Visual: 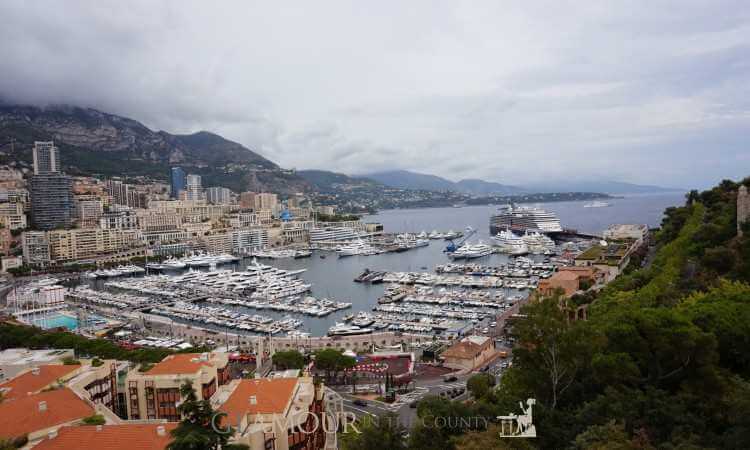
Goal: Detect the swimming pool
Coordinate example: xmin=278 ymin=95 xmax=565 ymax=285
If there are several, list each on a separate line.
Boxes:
xmin=32 ymin=313 xmax=106 ymax=331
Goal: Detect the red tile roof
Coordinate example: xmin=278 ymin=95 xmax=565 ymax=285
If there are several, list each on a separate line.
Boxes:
xmin=32 ymin=423 xmax=178 ymax=450
xmin=219 ymin=378 xmax=298 ymax=421
xmin=0 ymin=365 xmax=80 ymax=401
xmin=0 ymin=388 xmax=93 ymax=439
xmin=145 ymin=354 xmax=213 ymax=375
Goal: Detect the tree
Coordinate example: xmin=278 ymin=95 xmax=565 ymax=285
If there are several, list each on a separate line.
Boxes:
xmin=167 ymin=381 xmax=248 ymax=450
xmin=271 ymin=350 xmax=305 ymax=370
xmin=340 ymin=413 xmax=406 ymax=450
xmin=512 ymin=295 xmax=597 ymax=409
xmin=466 ymin=373 xmax=495 ymax=400
xmin=313 ymin=349 xmax=355 ymax=382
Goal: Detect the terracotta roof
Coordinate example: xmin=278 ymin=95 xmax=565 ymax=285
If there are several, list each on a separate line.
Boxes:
xmin=32 ymin=423 xmax=178 ymax=450
xmin=0 ymin=364 xmax=80 ymax=401
xmin=551 ymin=271 xmax=581 ymax=281
xmin=442 ymin=341 xmax=483 ymax=360
xmin=0 ymin=388 xmax=94 ymax=439
xmin=145 ymin=353 xmax=214 ymax=375
xmin=219 ymin=378 xmax=298 ymax=420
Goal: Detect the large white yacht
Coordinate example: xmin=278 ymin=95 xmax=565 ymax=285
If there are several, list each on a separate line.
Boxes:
xmin=490 ymin=205 xmax=563 ymax=235
xmin=336 ymin=240 xmax=379 ymax=257
xmin=521 ymin=230 xmax=556 ymax=254
xmin=492 ymin=230 xmax=530 ymax=255
xmin=449 ymin=242 xmax=493 ymax=259
xmin=327 ymin=322 xmax=374 ymax=336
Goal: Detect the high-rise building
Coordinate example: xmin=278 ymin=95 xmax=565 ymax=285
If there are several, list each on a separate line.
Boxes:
xmin=206 ymin=186 xmax=231 ymax=205
xmin=239 ymin=192 xmax=256 ymax=209
xmin=255 ymin=193 xmax=278 ymax=211
xmin=170 ymin=167 xmax=186 ymax=199
xmin=185 ymin=174 xmax=203 ymax=201
xmin=29 ymin=174 xmax=74 ymax=230
xmin=32 ymin=141 xmax=59 ymax=174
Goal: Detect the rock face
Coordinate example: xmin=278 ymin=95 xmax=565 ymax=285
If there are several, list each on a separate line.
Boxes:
xmin=0 ymin=103 xmax=278 ymax=168
xmin=0 ymin=103 xmax=314 ymax=194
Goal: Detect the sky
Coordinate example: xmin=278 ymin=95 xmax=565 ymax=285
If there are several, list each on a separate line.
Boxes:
xmin=1 ymin=1 xmax=749 ymax=189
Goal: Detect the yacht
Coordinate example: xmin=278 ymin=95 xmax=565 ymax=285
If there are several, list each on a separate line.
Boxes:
xmin=417 ymin=231 xmax=428 ymax=239
xmin=490 ymin=205 xmax=563 ymax=234
xmin=428 ymin=230 xmax=443 ymax=239
xmin=337 ymin=240 xmax=379 ymax=257
xmin=521 ymin=230 xmax=556 ymax=254
xmin=327 ymin=322 xmax=374 ymax=336
xmin=492 ymin=230 xmax=530 ymax=255
xmin=583 ymin=201 xmax=611 ymax=208
xmin=449 ymin=242 xmax=493 ymax=259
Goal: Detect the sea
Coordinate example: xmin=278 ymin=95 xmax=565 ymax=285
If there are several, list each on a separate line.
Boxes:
xmin=92 ymin=192 xmax=685 ymax=337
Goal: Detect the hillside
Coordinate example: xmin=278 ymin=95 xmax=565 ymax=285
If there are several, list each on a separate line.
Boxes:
xmin=363 ymin=170 xmax=457 ymax=192
xmin=297 ymin=169 xmax=380 ymax=193
xmin=524 ymin=179 xmax=683 ymax=194
xmin=0 ymin=103 xmax=309 ymax=194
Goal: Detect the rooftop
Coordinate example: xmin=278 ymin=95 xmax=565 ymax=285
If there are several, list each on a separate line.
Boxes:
xmin=0 ymin=364 xmax=81 ymax=401
xmin=219 ymin=378 xmax=298 ymax=420
xmin=442 ymin=336 xmax=490 ymax=360
xmin=31 ymin=423 xmax=178 ymax=450
xmin=144 ymin=353 xmax=216 ymax=376
xmin=0 ymin=388 xmax=94 ymax=439
xmin=0 ymin=348 xmax=72 ymax=366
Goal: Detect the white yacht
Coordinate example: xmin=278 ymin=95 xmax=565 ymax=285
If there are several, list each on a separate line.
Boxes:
xmin=417 ymin=231 xmax=429 ymax=239
xmin=337 ymin=240 xmax=379 ymax=257
xmin=522 ymin=231 xmax=556 ymax=254
xmin=327 ymin=322 xmax=374 ymax=336
xmin=449 ymin=242 xmax=493 ymax=259
xmin=583 ymin=201 xmax=611 ymax=208
xmin=492 ymin=230 xmax=530 ymax=255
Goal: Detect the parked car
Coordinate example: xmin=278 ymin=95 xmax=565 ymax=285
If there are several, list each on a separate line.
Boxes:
xmin=444 ymin=375 xmax=458 ymax=382
xmin=353 ymin=399 xmax=368 ymax=407
xmin=409 ymin=400 xmax=419 ymax=408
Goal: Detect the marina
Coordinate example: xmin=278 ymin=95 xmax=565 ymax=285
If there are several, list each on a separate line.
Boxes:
xmin=13 ymin=195 xmax=683 ymax=338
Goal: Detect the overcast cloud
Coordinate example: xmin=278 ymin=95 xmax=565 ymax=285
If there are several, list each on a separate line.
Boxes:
xmin=1 ymin=1 xmax=749 ymax=188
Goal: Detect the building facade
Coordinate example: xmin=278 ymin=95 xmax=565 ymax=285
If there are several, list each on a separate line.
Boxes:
xmin=170 ymin=167 xmax=186 ymax=199
xmin=32 ymin=141 xmax=60 ymax=174
xmin=29 ymin=174 xmax=74 ymax=230
xmin=206 ymin=186 xmax=232 ymax=205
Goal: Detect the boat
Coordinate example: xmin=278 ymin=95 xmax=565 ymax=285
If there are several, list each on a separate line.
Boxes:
xmin=521 ymin=230 xmax=556 ymax=254
xmin=492 ymin=230 xmax=530 ymax=255
xmin=327 ymin=323 xmax=374 ymax=336
xmin=583 ymin=201 xmax=611 ymax=208
xmin=336 ymin=239 xmax=379 ymax=257
xmin=448 ymin=242 xmax=493 ymax=259
xmin=490 ymin=205 xmax=563 ymax=235
xmin=294 ymin=250 xmax=312 ymax=259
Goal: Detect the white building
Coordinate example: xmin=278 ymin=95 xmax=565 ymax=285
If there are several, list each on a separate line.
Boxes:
xmin=185 ymin=174 xmax=203 ymax=201
xmin=206 ymin=186 xmax=232 ymax=205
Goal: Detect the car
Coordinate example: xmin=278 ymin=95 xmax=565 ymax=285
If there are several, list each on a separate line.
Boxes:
xmin=409 ymin=400 xmax=419 ymax=408
xmin=444 ymin=375 xmax=458 ymax=382
xmin=490 ymin=322 xmax=497 ymax=327
xmin=353 ymin=399 xmax=368 ymax=407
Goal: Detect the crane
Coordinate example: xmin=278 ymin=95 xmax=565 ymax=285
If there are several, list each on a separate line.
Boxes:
xmin=445 ymin=226 xmax=476 ymax=253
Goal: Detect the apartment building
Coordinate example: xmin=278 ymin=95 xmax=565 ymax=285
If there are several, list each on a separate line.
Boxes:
xmin=22 ymin=229 xmax=144 ymax=264
xmin=75 ymin=196 xmax=104 ymax=228
xmin=0 ymin=200 xmax=27 ymax=230
xmin=231 ymin=228 xmax=269 ymax=254
xmin=100 ymin=207 xmax=139 ymax=230
xmin=124 ymin=352 xmax=230 ymax=421
xmin=199 ymin=232 xmax=233 ymax=254
xmin=207 ymin=186 xmax=232 ymax=205
xmin=255 ymin=193 xmax=278 ymax=211
xmin=217 ymin=377 xmax=326 ymax=450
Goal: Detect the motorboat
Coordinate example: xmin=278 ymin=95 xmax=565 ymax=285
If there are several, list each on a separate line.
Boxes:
xmin=491 ymin=230 xmax=529 ymax=255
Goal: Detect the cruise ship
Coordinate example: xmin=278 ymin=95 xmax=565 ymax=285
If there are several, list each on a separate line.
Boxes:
xmin=489 ymin=205 xmax=563 ymax=235
xmin=491 ymin=230 xmax=529 ymax=255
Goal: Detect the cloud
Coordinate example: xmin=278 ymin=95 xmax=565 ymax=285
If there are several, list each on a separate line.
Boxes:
xmin=1 ymin=0 xmax=749 ymax=189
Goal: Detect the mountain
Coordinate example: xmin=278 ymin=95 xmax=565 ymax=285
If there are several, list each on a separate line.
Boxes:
xmin=455 ymin=178 xmax=523 ymax=195
xmin=297 ymin=170 xmax=380 ymax=193
xmin=0 ymin=103 xmax=308 ymax=193
xmin=522 ymin=180 xmax=684 ymax=195
xmin=362 ymin=170 xmax=523 ymax=195
xmin=363 ymin=170 xmax=456 ymax=191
